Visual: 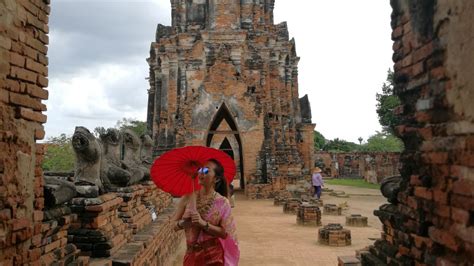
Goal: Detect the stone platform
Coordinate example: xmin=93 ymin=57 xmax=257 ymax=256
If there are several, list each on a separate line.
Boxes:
xmin=346 ymin=214 xmax=368 ymax=227
xmin=283 ymin=198 xmax=302 ymax=214
xmin=318 ymin=224 xmax=351 ymax=247
xmin=323 ymin=204 xmax=342 ymax=216
xmin=296 ymin=203 xmax=322 ymax=226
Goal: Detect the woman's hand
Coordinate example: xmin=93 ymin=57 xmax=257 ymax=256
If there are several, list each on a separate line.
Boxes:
xmin=191 ymin=212 xmax=207 ymax=228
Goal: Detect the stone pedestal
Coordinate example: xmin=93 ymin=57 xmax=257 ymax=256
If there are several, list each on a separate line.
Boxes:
xmin=338 ymin=256 xmax=361 ymax=266
xmin=346 ymin=214 xmax=368 ymax=227
xmin=297 ymin=203 xmax=322 ymax=226
xmin=305 ymin=198 xmax=324 ymax=207
xmin=318 ymin=224 xmax=351 ymax=246
xmin=323 ymin=204 xmax=342 ymax=215
xmin=68 ymin=193 xmax=131 ymax=258
xmin=273 ymin=190 xmax=292 ymax=206
xmin=283 ymin=198 xmax=301 ymax=214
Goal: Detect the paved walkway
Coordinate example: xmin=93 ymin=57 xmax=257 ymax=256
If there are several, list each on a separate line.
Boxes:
xmin=173 ymin=184 xmax=385 ymax=265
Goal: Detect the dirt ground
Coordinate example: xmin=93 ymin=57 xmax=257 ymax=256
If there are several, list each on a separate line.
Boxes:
xmin=172 ymin=184 xmax=386 ymax=265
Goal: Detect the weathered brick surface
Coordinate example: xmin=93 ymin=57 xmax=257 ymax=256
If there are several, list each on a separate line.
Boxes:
xmin=110 ymin=204 xmax=184 ymax=266
xmin=364 ymin=1 xmax=474 ymax=265
xmin=147 ymin=0 xmax=315 ymax=197
xmin=0 ymin=0 xmax=50 ymax=264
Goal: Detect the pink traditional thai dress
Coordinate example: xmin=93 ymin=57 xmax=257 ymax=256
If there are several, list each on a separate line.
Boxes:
xmin=182 ymin=193 xmax=240 ymax=266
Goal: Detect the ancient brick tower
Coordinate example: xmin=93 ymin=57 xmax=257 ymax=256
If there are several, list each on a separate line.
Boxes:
xmin=146 ymin=0 xmax=315 ymax=196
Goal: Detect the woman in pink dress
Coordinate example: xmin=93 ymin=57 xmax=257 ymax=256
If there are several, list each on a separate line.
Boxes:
xmin=172 ymin=159 xmax=240 ymax=266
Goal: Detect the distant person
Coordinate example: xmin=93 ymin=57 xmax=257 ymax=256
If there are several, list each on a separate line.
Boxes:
xmin=312 ymin=167 xmax=324 ymax=199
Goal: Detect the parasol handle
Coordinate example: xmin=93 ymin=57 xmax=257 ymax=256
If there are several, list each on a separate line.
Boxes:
xmin=190 ymin=173 xmax=198 ymax=213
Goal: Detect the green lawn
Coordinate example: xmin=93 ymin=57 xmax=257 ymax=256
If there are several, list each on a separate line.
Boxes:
xmin=324 ymin=178 xmax=381 ymax=190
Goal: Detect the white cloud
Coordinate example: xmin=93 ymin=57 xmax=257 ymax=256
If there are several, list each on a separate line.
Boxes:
xmin=45 ymin=63 xmax=148 ymax=138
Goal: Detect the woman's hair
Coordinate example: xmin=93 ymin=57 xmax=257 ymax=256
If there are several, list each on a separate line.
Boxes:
xmin=208 ymin=158 xmax=229 ymax=198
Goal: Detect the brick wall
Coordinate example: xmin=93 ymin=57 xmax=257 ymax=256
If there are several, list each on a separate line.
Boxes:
xmin=0 ymin=0 xmax=50 ymax=264
xmin=363 ymin=1 xmax=474 ymax=265
xmin=314 ymin=152 xmax=400 ymax=183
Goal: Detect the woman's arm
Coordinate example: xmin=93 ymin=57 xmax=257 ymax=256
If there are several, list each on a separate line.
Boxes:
xmin=191 ymin=212 xmax=227 ymax=239
xmin=171 ymin=195 xmax=191 ymax=231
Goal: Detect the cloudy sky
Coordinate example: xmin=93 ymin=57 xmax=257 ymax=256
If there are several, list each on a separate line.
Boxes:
xmin=46 ymin=0 xmax=393 ymax=143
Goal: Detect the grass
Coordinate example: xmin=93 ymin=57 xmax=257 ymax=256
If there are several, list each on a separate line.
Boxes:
xmin=324 ymin=178 xmax=381 ymax=190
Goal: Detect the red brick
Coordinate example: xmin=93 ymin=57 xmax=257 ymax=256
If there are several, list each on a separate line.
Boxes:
xmin=38 ymin=53 xmax=48 ymax=65
xmin=392 ymin=26 xmax=403 ymax=40
xmin=37 ymin=75 xmax=48 ymax=87
xmin=452 ymin=179 xmax=474 ymax=197
xmin=25 ymin=34 xmax=47 ymax=55
xmin=434 ymin=204 xmax=450 ymax=218
xmin=414 ymin=187 xmax=432 ymax=200
xmin=410 ymin=175 xmax=422 ymax=186
xmin=415 ymin=111 xmax=431 ymax=123
xmin=35 ymin=127 xmax=45 ymax=140
xmin=39 ymin=253 xmax=55 ymax=266
xmin=413 ymin=42 xmax=433 ymax=62
xmin=9 ymin=91 xmax=43 ymax=111
xmin=9 ymin=53 xmax=26 ymax=67
xmin=0 ymin=35 xmax=12 ymax=50
xmin=44 ymin=239 xmax=61 ymax=253
xmin=422 ymin=152 xmax=448 ymax=164
xmin=429 ymin=227 xmax=459 ymax=251
xmin=33 ymin=211 xmax=43 ymax=222
xmin=26 ymin=59 xmax=47 ymax=76
xmin=35 ymin=143 xmax=46 ymax=154
xmin=17 ymin=107 xmax=47 ymax=123
xmin=451 ymin=207 xmax=470 ymax=224
xmin=412 ymin=62 xmax=424 ymax=77
xmin=401 ymin=54 xmax=413 ymax=67
xmin=10 ymin=66 xmax=38 ymax=83
xmin=0 ymin=208 xmax=12 ymax=221
xmin=0 ymin=88 xmax=8 ymax=103
xmin=450 ymin=224 xmax=474 ymax=244
xmin=393 ymin=40 xmax=402 ymax=51
xmin=430 ymin=67 xmax=446 ymax=80
xmin=9 ymin=218 xmax=31 ymax=231
xmin=28 ymin=247 xmax=41 ymax=261
xmin=18 ymin=0 xmax=40 ymax=16
xmin=432 ymin=189 xmax=449 ymax=204
xmin=451 ymin=194 xmax=474 ymax=211
xmin=406 ymin=196 xmax=418 ymax=209
xmin=31 ymin=234 xmax=42 ymax=247
xmin=3 ymin=79 xmax=21 ymax=92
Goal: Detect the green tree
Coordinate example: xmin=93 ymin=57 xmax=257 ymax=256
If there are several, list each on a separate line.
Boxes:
xmin=376 ymin=69 xmax=401 ymax=134
xmin=42 ymin=134 xmax=75 ymax=172
xmin=115 ymin=118 xmax=147 ymax=136
xmin=360 ymin=132 xmax=404 ymax=152
xmin=323 ymin=138 xmax=360 ymax=152
xmin=313 ymin=130 xmax=326 ymax=151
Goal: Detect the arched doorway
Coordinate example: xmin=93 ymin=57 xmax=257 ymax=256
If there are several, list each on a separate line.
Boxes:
xmin=206 ymin=104 xmax=244 ymax=189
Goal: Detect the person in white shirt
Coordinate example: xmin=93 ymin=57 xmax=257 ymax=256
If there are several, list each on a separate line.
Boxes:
xmin=311 ymin=167 xmax=324 ymax=199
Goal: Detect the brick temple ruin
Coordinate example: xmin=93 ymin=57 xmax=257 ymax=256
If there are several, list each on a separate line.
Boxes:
xmin=146 ymin=0 xmax=316 ymax=198
xmin=314 ymin=152 xmax=401 ymax=184
xmin=1 ymin=0 xmax=473 ymax=265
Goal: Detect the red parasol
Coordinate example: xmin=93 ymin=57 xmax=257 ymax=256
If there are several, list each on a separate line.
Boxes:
xmin=150 ymin=146 xmax=237 ymax=197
